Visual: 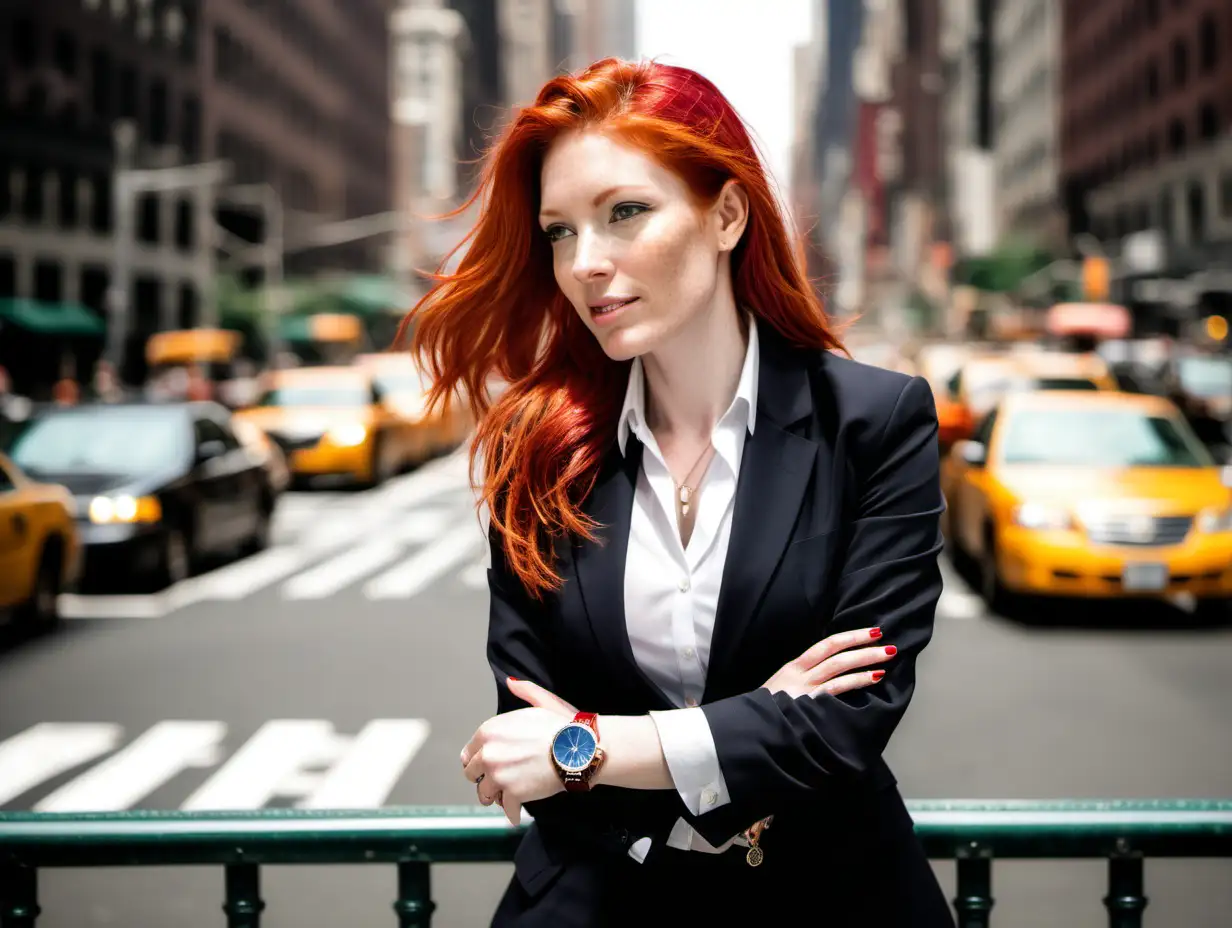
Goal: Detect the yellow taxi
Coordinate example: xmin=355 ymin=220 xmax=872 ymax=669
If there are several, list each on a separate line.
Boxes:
xmin=355 ymin=352 xmax=472 ymax=458
xmin=0 ymin=452 xmax=80 ymax=628
xmin=943 ymin=391 xmax=1232 ymax=618
xmin=233 ymin=366 xmax=420 ymax=487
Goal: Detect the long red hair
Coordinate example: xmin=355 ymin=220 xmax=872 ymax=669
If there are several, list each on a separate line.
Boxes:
xmin=399 ymin=58 xmax=844 ymax=599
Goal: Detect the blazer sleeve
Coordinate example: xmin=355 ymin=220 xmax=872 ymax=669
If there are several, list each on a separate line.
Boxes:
xmin=484 ymin=525 xmax=640 ymax=851
xmin=684 ymin=374 xmax=945 ymax=846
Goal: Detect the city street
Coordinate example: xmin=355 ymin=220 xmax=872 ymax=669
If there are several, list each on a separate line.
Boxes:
xmin=1 ymin=449 xmax=1230 ymax=927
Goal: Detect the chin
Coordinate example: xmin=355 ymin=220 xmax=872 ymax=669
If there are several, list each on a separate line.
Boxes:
xmin=594 ymin=322 xmax=661 ymax=362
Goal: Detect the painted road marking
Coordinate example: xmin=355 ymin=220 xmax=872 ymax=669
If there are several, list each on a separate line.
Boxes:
xmin=283 ymin=539 xmax=406 ymax=600
xmin=298 ymin=719 xmax=431 ymax=809
xmin=0 ymin=723 xmax=123 ymax=806
xmin=34 ymin=721 xmax=225 ymax=812
xmin=364 ymin=522 xmax=484 ymax=600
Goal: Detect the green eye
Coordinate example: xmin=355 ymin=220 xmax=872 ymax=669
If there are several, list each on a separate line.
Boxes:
xmin=544 ymin=225 xmax=572 ymax=243
xmin=612 ymin=203 xmax=649 ymax=222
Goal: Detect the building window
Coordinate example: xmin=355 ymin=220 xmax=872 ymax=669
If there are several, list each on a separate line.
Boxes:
xmin=174 ymin=197 xmax=194 ymax=250
xmin=1199 ymin=13 xmax=1219 ymax=73
xmin=177 ymin=283 xmax=197 ymax=328
xmin=1187 ymin=180 xmax=1205 ymax=242
xmin=80 ymin=267 xmax=110 ymax=316
xmin=53 ymin=30 xmax=78 ymax=77
xmin=1145 ymin=0 xmax=1159 ymax=26
xmin=90 ymin=48 xmax=112 ymax=118
xmin=1199 ymin=101 xmax=1219 ymax=140
xmin=118 ymin=65 xmax=138 ymax=119
xmin=21 ymin=166 xmax=44 ymax=223
xmin=33 ymin=260 xmax=63 ymax=304
xmin=181 ymin=95 xmax=201 ymax=159
xmin=137 ymin=192 xmax=160 ymax=245
xmin=90 ymin=172 xmax=112 ymax=233
xmin=1168 ymin=118 xmax=1186 ymax=153
xmin=149 ymin=79 xmax=169 ymax=145
xmin=12 ymin=17 xmax=37 ymax=69
xmin=1172 ymin=38 xmax=1188 ymax=88
xmin=1221 ymin=173 xmax=1232 ymax=218
xmin=57 ymin=169 xmax=79 ymax=229
xmin=1146 ymin=61 xmax=1159 ymax=100
xmin=0 ymin=256 xmax=16 ymax=299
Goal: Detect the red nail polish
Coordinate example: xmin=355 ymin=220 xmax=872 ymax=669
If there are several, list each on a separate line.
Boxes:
xmin=507 ymin=677 xmax=519 ymax=683
xmin=884 ymin=645 xmax=897 ymax=656
xmin=869 ymin=627 xmax=883 ymax=639
xmin=871 ymin=670 xmax=886 ymax=682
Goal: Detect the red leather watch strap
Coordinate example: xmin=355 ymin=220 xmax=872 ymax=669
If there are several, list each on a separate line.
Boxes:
xmin=572 ymin=711 xmax=599 ymax=737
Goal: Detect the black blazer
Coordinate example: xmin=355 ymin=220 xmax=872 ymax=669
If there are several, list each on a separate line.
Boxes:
xmin=486 ymin=325 xmax=950 ymax=924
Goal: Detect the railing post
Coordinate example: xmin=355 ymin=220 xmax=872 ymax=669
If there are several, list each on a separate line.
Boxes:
xmin=1104 ymin=842 xmax=1148 ymax=928
xmin=0 ymin=864 xmax=41 ymax=928
xmin=222 ymin=863 xmax=264 ymax=928
xmin=954 ymin=843 xmax=994 ymax=928
xmin=393 ymin=861 xmax=435 ymax=928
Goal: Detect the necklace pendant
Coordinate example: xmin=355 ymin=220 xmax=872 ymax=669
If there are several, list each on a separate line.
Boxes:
xmin=678 ymin=485 xmax=691 ymax=517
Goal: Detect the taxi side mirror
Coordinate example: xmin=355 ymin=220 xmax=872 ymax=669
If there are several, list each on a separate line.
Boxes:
xmin=955 ymin=440 xmax=987 ymax=468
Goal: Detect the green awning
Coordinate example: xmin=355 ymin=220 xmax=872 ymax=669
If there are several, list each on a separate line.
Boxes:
xmin=0 ymin=298 xmax=106 ymax=338
xmin=277 ymin=314 xmax=314 ymax=342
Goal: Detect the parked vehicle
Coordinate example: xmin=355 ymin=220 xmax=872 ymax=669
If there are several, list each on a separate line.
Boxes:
xmin=3 ymin=402 xmax=279 ymax=590
xmin=0 ymin=451 xmax=80 ymax=628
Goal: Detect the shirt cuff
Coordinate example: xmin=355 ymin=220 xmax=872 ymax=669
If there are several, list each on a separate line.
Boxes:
xmin=628 ymin=836 xmax=652 ymax=863
xmin=649 ymin=707 xmax=731 ymax=816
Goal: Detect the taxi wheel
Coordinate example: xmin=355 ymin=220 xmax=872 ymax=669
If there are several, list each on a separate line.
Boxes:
xmin=1194 ymin=597 xmax=1231 ymax=623
xmin=155 ymin=526 xmax=193 ymax=589
xmin=979 ymin=527 xmax=1018 ymax=616
xmin=19 ymin=544 xmax=62 ymax=629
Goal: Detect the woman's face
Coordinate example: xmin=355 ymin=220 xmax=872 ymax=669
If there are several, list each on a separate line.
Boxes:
xmin=538 ymin=131 xmax=741 ymax=361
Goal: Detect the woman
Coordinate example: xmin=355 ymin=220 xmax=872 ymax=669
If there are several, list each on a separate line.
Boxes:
xmin=405 ymin=59 xmax=953 ymax=927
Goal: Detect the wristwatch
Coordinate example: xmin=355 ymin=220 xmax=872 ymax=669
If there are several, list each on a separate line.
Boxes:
xmin=549 ymin=712 xmax=605 ymax=792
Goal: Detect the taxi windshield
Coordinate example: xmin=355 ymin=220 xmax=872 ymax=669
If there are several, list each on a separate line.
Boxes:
xmin=999 ymin=409 xmax=1213 ymax=468
xmin=257 ymin=385 xmax=370 ymax=408
xmin=1176 ymin=357 xmax=1232 ymax=397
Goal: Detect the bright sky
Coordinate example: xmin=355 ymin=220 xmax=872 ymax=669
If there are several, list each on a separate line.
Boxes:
xmin=635 ymin=0 xmax=814 ymax=198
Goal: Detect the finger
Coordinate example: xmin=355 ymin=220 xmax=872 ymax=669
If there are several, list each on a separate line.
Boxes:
xmin=477 ymin=778 xmax=501 ymax=806
xmin=507 ymin=677 xmax=577 ymax=715
xmin=808 ymin=644 xmax=897 ymax=686
xmin=795 ymin=627 xmax=885 ymax=669
xmin=810 ymin=668 xmax=887 ymax=699
xmin=463 ymin=752 xmax=486 ymax=785
xmin=503 ymin=797 xmax=521 ymax=826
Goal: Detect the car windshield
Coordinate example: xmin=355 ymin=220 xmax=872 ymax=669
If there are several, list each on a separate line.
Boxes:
xmin=7 ymin=408 xmax=187 ymax=475
xmin=257 ymin=385 xmax=370 ymax=407
xmin=373 ymin=372 xmax=427 ymax=396
xmin=999 ymin=408 xmax=1212 ymax=467
xmin=1029 ymin=377 xmax=1100 ymax=391
xmin=1176 ymin=357 xmax=1232 ymax=398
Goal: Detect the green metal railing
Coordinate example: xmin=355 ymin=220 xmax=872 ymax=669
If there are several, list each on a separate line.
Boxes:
xmin=1 ymin=799 xmax=1230 ymax=927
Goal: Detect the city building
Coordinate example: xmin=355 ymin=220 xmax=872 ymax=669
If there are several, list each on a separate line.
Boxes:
xmin=0 ymin=0 xmax=394 ymax=390
xmin=552 ymin=0 xmax=637 ymax=74
xmin=1060 ymin=0 xmax=1232 ymax=327
xmin=992 ymin=0 xmax=1063 ymax=251
xmin=499 ymin=0 xmax=556 ymax=108
xmin=0 ymin=0 xmax=208 ymax=392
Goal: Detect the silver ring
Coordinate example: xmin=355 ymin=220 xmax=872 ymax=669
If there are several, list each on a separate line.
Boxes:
xmin=474 ymin=773 xmax=485 ymax=785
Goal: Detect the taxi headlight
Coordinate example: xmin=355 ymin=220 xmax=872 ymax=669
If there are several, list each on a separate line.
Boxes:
xmin=88 ymin=495 xmax=162 ymax=525
xmin=1197 ymin=506 xmax=1232 ymax=533
xmin=1013 ymin=501 xmax=1072 ymax=531
xmin=327 ymin=423 xmax=368 ymax=447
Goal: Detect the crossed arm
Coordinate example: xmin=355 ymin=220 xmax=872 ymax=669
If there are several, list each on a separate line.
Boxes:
xmin=464 ymin=376 xmax=944 ymax=847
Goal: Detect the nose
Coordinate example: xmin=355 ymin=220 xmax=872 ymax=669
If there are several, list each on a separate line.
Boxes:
xmin=571 ymin=229 xmax=614 ymax=284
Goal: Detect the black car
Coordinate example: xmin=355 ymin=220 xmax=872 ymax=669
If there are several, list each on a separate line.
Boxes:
xmin=2 ymin=401 xmax=279 ymax=590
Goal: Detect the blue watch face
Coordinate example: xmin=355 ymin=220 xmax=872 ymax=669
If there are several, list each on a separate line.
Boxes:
xmin=552 ymin=723 xmax=597 ymax=772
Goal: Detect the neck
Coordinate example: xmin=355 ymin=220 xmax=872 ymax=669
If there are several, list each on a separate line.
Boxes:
xmin=641 ymin=293 xmax=747 ymax=442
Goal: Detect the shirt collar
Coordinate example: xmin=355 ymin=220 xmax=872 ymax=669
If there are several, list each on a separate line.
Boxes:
xmin=617 ymin=313 xmax=760 ymax=457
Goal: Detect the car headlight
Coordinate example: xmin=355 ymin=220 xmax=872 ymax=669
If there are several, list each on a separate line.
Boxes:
xmin=1012 ymin=501 xmax=1072 ymax=531
xmin=327 ymin=423 xmax=368 ymax=447
xmin=88 ymin=495 xmax=162 ymax=525
xmin=1197 ymin=506 xmax=1232 ymax=533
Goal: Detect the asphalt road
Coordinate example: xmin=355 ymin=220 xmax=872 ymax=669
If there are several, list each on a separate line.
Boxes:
xmin=1 ymin=450 xmax=1230 ymax=927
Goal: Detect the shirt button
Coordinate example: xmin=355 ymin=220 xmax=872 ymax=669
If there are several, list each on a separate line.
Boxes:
xmin=703 ymin=788 xmax=718 ymax=806
xmin=685 ymin=697 xmax=698 ymax=707
xmin=678 ymin=577 xmax=690 ymax=592
xmin=682 ymin=646 xmax=695 ymax=659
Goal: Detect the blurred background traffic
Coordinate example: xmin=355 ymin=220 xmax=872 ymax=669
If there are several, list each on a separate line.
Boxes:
xmin=1 ymin=1 xmax=1231 ymax=926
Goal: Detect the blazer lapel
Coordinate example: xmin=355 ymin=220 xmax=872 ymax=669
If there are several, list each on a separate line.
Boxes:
xmin=704 ymin=331 xmax=819 ymax=701
xmin=573 ymin=439 xmax=676 ymax=710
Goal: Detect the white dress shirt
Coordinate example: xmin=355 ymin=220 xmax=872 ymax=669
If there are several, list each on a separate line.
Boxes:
xmin=617 ymin=315 xmax=760 ymax=862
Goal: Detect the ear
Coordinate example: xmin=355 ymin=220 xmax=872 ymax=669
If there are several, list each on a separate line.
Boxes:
xmin=713 ymin=180 xmax=749 ymax=253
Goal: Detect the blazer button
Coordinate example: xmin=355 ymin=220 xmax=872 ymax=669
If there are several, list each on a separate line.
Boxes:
xmin=703 ymin=789 xmax=718 ymax=806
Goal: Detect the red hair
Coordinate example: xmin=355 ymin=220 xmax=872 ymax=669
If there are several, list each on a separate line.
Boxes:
xmin=399 ymin=58 xmax=844 ymax=599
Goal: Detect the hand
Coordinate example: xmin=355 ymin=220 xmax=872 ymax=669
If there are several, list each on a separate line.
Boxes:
xmin=762 ymin=626 xmax=896 ymax=699
xmin=460 ymin=678 xmax=577 ymax=825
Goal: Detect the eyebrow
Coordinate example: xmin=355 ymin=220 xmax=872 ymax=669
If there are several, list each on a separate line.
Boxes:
xmin=539 ymin=186 xmax=650 ymax=220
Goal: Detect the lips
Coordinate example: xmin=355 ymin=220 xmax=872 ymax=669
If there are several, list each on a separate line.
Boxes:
xmin=589 ymin=297 xmax=638 ymax=316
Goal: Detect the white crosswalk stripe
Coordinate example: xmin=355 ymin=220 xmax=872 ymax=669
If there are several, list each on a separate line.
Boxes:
xmin=0 ymin=721 xmax=430 ymax=812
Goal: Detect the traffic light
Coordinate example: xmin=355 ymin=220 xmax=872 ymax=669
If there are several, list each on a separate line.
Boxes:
xmin=1082 ymin=256 xmax=1110 ymax=301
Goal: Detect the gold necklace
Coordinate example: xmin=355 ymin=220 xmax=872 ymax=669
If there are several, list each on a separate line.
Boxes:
xmin=675 ymin=443 xmax=714 ymax=517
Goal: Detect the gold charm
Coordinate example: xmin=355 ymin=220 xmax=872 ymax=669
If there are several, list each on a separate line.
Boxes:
xmin=743 ymin=814 xmax=772 ymax=868
xmin=745 ymin=844 xmax=764 ymax=867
